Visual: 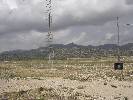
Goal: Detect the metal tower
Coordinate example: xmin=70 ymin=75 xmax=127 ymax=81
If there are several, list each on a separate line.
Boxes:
xmin=45 ymin=0 xmax=54 ymax=65
xmin=114 ymin=17 xmax=123 ymax=71
xmin=116 ymin=17 xmax=120 ymax=62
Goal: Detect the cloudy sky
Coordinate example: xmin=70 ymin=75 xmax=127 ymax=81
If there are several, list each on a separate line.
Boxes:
xmin=0 ymin=0 xmax=133 ymax=52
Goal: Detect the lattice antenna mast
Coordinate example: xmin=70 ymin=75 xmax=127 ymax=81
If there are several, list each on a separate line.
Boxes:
xmin=46 ymin=0 xmax=53 ymax=46
xmin=45 ymin=0 xmax=54 ymax=65
xmin=116 ymin=17 xmax=120 ymax=62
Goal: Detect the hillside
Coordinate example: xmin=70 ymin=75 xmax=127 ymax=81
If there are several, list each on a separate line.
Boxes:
xmin=0 ymin=43 xmax=133 ymax=60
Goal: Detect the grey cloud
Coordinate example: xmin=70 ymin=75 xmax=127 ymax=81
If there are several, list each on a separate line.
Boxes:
xmin=1 ymin=0 xmax=133 ymax=35
xmin=53 ymin=0 xmax=133 ymax=29
xmin=126 ymin=0 xmax=133 ymax=5
xmin=0 ymin=0 xmax=133 ymax=51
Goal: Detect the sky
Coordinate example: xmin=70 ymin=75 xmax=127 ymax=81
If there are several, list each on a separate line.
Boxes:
xmin=0 ymin=0 xmax=133 ymax=52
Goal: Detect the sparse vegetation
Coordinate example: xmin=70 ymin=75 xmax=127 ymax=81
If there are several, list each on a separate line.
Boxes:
xmin=0 ymin=56 xmax=133 ymax=99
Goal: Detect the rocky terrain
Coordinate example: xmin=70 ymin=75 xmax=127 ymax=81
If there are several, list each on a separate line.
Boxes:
xmin=0 ymin=77 xmax=133 ymax=100
xmin=0 ymin=58 xmax=133 ymax=100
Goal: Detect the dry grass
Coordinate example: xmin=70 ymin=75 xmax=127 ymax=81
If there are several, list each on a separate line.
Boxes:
xmin=0 ymin=56 xmax=133 ymax=81
xmin=0 ymin=56 xmax=133 ymax=99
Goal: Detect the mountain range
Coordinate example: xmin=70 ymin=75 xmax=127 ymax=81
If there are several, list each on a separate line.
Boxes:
xmin=0 ymin=43 xmax=133 ymax=60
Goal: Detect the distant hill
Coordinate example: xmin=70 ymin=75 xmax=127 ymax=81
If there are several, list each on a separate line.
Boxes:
xmin=0 ymin=43 xmax=133 ymax=60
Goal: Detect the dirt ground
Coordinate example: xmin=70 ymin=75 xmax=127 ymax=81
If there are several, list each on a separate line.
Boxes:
xmin=0 ymin=77 xmax=133 ymax=100
xmin=0 ymin=59 xmax=133 ymax=100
